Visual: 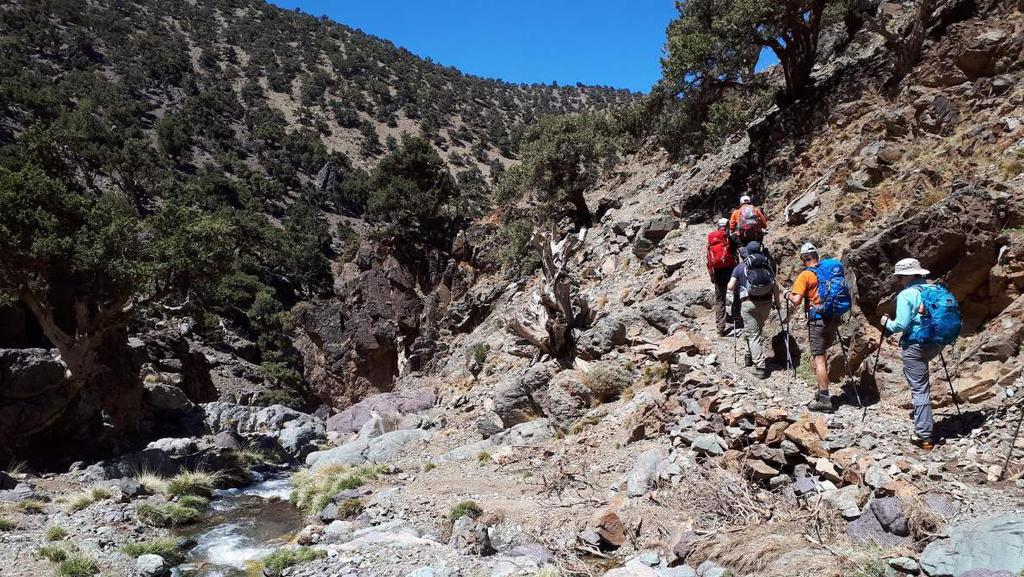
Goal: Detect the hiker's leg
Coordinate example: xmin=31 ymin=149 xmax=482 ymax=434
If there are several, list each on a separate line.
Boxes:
xmin=751 ymin=301 xmax=772 ymax=370
xmin=903 ymin=344 xmax=935 ymax=439
xmin=741 ymin=300 xmax=769 ymax=370
xmin=713 ymin=278 xmax=728 ymax=334
xmin=808 ymin=320 xmax=831 ymax=394
xmin=740 ymin=299 xmax=760 ymax=364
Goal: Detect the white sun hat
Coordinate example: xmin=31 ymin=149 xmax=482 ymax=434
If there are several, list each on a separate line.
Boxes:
xmin=740 ymin=195 xmax=752 ymax=204
xmin=893 ymin=258 xmax=930 ymax=276
xmin=717 ymin=218 xmax=728 ymax=227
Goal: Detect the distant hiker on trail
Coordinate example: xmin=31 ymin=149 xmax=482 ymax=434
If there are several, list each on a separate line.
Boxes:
xmin=729 ymin=195 xmax=768 ymax=244
xmin=785 ymin=243 xmax=852 ymax=413
xmin=881 ymin=258 xmax=962 ymax=451
xmin=728 ymin=241 xmax=778 ymax=379
xmin=707 ymin=218 xmax=737 ymax=337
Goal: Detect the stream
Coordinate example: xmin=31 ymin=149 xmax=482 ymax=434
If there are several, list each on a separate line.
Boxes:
xmin=171 ymin=477 xmax=306 ymax=577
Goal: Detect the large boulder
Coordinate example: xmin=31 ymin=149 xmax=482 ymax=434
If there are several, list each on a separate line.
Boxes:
xmin=577 ymin=317 xmax=628 ymax=360
xmin=82 ymin=448 xmax=179 ymax=481
xmin=305 ymin=429 xmax=432 ymax=471
xmin=202 ymin=402 xmax=326 ymax=459
xmin=920 ymin=513 xmax=1024 ymax=577
xmin=493 ymin=362 xmax=558 ymax=427
xmin=847 ymin=186 xmax=1024 ymax=326
xmin=325 ymin=388 xmax=436 ymax=434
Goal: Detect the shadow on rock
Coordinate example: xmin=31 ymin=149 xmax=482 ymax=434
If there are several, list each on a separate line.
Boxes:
xmin=934 ymin=409 xmax=987 ymax=440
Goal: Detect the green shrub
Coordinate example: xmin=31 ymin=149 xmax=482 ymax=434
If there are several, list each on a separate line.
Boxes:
xmin=44 ymin=526 xmax=68 ymax=541
xmin=291 ymin=464 xmax=388 ymax=515
xmin=0 ymin=517 xmax=15 ymax=531
xmin=476 ymin=451 xmax=492 ymax=465
xmin=176 ymin=495 xmax=210 ymax=510
xmin=121 ymin=537 xmax=184 ymax=564
xmin=448 ymin=500 xmax=483 ymax=522
xmin=136 ymin=502 xmax=202 ymax=527
xmin=496 ymin=217 xmax=540 ymax=278
xmin=260 ymin=546 xmax=326 ymax=575
xmin=166 ymin=470 xmax=220 ymax=498
xmin=55 ymin=554 xmax=98 ymax=577
xmin=36 ymin=544 xmax=69 ymax=562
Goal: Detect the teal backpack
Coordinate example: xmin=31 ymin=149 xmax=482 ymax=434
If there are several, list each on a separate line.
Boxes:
xmin=906 ymin=283 xmax=961 ymax=346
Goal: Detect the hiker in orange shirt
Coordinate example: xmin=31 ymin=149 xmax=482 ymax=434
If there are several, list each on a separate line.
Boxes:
xmin=729 ymin=195 xmax=769 ymax=244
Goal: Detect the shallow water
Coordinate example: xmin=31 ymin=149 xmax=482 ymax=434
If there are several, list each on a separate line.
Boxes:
xmin=172 ymin=477 xmax=305 ymax=577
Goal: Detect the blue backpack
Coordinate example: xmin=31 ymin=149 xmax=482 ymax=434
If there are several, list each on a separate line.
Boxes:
xmin=808 ymin=258 xmax=852 ymax=320
xmin=906 ymin=284 xmax=961 ymax=346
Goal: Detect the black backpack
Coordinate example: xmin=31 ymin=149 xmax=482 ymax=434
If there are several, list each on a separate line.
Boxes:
xmin=743 ymin=253 xmax=775 ymax=298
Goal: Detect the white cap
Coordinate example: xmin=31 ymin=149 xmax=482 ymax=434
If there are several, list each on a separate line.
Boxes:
xmin=717 ymin=218 xmax=728 ymax=228
xmin=893 ymin=258 xmax=929 ymax=276
xmin=800 ymin=243 xmax=819 ymax=255
xmin=740 ymin=195 xmax=752 ymax=204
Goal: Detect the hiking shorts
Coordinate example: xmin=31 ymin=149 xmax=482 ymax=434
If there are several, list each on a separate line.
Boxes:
xmin=807 ymin=317 xmax=839 ymax=356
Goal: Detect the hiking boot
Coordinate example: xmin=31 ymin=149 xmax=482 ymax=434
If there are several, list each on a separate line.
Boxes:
xmin=753 ymin=368 xmax=769 ymax=379
xmin=744 ymin=353 xmax=753 ymax=367
xmin=911 ymin=435 xmax=935 ymax=451
xmin=806 ymin=395 xmax=835 ymax=413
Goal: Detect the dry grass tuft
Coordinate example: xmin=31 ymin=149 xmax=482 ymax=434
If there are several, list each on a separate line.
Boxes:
xmin=689 ymin=521 xmax=809 ymax=575
xmin=666 ymin=463 xmax=777 ymax=530
xmin=133 ymin=470 xmax=168 ymax=495
xmin=901 ymin=495 xmax=944 ymax=542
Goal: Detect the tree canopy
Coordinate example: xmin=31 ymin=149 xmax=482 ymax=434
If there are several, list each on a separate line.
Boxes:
xmin=663 ymin=0 xmax=841 ymax=100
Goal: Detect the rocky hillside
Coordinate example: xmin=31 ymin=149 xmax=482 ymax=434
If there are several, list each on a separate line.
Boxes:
xmin=0 ymin=0 xmax=632 ymax=461
xmin=1 ymin=1 xmax=1024 ymax=577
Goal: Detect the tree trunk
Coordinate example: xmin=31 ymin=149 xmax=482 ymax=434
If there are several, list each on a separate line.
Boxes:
xmin=14 ymin=289 xmax=143 ymax=459
xmin=509 ymin=229 xmax=589 ymax=360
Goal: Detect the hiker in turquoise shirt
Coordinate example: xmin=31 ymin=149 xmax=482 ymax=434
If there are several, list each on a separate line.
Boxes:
xmin=880 ymin=258 xmax=943 ymax=450
xmin=884 ymin=277 xmax=926 ymax=337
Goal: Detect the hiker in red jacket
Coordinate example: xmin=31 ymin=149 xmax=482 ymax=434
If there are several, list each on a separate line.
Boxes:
xmin=707 ymin=218 xmax=737 ymax=336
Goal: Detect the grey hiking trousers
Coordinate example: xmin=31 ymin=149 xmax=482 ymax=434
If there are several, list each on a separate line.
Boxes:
xmin=740 ymin=298 xmax=773 ymax=370
xmin=901 ymin=343 xmax=944 ymax=439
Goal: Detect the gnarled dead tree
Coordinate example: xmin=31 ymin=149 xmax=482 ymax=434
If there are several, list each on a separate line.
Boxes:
xmin=510 ymin=228 xmax=592 ymax=360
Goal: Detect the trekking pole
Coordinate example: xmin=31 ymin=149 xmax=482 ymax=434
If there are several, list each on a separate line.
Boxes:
xmin=871 ymin=333 xmax=885 ymax=374
xmin=835 ymin=321 xmax=864 ymax=410
xmin=773 ymin=303 xmax=797 ymax=377
xmin=938 ymin=350 xmax=962 ymax=417
xmin=1000 ymin=401 xmax=1024 ymax=481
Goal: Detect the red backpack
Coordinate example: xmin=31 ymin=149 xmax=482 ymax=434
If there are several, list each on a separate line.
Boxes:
xmin=738 ymin=205 xmax=764 ymax=241
xmin=706 ymin=229 xmax=736 ymax=274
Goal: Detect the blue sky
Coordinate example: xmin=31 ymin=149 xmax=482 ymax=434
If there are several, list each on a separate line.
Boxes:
xmin=269 ymin=0 xmax=679 ymax=93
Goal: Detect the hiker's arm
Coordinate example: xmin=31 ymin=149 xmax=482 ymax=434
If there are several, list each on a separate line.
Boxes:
xmin=757 ymin=207 xmax=768 ymax=228
xmin=727 ymin=277 xmax=738 ymax=293
xmin=885 ymin=290 xmax=915 ymax=334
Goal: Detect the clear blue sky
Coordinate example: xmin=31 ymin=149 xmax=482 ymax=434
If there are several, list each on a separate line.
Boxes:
xmin=269 ymin=0 xmax=679 ymax=93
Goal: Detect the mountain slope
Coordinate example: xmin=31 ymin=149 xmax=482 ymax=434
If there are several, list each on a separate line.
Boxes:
xmin=0 ymin=0 xmax=633 ymax=460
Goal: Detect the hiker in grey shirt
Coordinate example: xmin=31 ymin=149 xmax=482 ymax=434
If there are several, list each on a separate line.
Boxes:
xmin=727 ymin=241 xmax=779 ymax=379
